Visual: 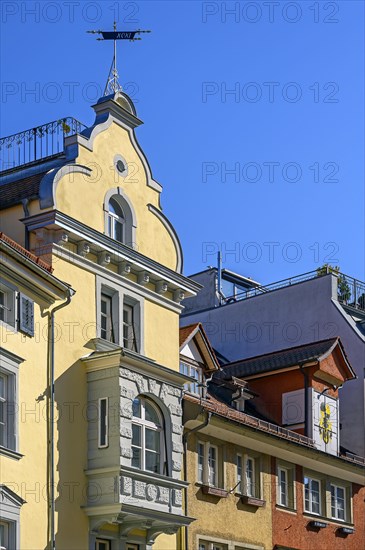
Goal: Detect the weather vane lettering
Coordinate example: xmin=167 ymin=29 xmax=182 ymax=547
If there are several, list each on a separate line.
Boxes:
xmin=87 ymin=22 xmax=151 ymax=96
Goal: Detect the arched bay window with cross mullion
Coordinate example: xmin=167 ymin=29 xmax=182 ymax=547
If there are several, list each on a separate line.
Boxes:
xmin=131 ymin=396 xmax=166 ymax=475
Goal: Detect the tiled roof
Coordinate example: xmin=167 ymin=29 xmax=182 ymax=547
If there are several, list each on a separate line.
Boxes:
xmin=215 ymin=338 xmax=342 ymax=379
xmin=0 ymin=232 xmax=53 ymax=273
xmin=0 ymin=171 xmax=47 ymax=209
xmin=184 ymin=392 xmax=316 ymax=448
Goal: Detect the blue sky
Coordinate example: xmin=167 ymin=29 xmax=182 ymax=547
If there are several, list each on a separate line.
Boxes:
xmin=1 ymin=1 xmax=364 ymax=283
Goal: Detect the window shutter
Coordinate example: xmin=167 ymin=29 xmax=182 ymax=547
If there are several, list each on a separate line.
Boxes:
xmin=19 ymin=294 xmax=34 ymax=336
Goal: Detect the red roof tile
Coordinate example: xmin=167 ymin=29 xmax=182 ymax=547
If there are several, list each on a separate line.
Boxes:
xmin=0 ymin=232 xmax=53 ymax=273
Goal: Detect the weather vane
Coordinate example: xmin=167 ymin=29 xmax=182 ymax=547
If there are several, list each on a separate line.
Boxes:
xmin=87 ymin=22 xmax=151 ymax=96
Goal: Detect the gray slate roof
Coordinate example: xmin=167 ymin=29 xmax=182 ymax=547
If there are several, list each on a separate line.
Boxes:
xmin=215 ymin=337 xmax=342 ymax=379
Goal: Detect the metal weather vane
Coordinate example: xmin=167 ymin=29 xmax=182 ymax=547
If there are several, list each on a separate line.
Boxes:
xmin=87 ymin=22 xmax=151 ymax=96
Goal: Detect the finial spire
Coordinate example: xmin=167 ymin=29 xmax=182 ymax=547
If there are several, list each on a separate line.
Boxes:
xmin=87 ymin=24 xmax=151 ymax=96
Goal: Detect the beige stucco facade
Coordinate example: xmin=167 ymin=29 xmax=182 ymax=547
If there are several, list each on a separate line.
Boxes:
xmin=0 ymin=91 xmax=199 ymax=549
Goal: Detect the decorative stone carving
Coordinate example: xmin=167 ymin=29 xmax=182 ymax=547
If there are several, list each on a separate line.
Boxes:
xmin=172 ymin=441 xmax=183 ymax=453
xmin=120 ymin=476 xmax=183 ymax=510
xmin=168 ymin=403 xmax=182 ymax=416
xmin=120 ymin=426 xmax=132 ymax=439
xmin=120 ymin=447 xmax=133 ymax=458
xmin=77 ymin=240 xmax=90 ymax=257
xmin=173 ymin=489 xmax=182 ymax=506
xmin=172 ymin=459 xmax=182 ymax=471
xmin=172 ymin=423 xmax=183 ymax=435
xmin=119 ymin=260 xmax=132 ymax=275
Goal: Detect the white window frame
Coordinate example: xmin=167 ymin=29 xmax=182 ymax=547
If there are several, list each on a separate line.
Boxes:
xmin=0 ymin=280 xmax=16 ymax=330
xmin=276 ymin=462 xmax=296 ymax=510
xmin=107 ymin=197 xmax=125 ymax=243
xmin=0 ymin=351 xmax=22 ymax=454
xmin=95 ymin=539 xmax=111 ymax=550
xmin=100 ymin=293 xmax=115 ymax=343
xmin=123 ymin=302 xmax=137 ymax=351
xmin=304 ymin=475 xmax=322 ymax=515
xmin=198 ymin=540 xmax=228 ymax=550
xmin=330 ymin=483 xmax=346 ymax=521
xmin=96 ymin=278 xmax=144 ymax=354
xmin=237 ymin=453 xmax=260 ymax=498
xmin=131 ymin=397 xmax=165 ymax=475
xmin=197 ymin=441 xmax=221 ymax=488
xmin=179 ymin=359 xmax=203 ymax=395
xmin=98 ymin=398 xmax=108 ymax=449
xmin=277 ymin=467 xmax=289 ymax=507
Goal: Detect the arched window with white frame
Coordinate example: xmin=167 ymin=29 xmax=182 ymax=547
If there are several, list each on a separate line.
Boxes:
xmin=131 ymin=396 xmax=166 ymax=475
xmin=107 ymin=197 xmax=125 ymax=243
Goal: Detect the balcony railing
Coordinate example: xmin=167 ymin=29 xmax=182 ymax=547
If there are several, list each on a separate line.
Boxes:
xmin=0 ymin=118 xmax=87 ymax=171
xmin=223 ymin=269 xmax=365 ymax=312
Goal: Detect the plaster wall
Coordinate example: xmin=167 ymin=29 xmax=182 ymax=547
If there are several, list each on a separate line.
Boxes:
xmin=183 ymin=275 xmax=365 ymax=456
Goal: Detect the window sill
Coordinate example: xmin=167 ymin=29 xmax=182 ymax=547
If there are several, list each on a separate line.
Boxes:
xmin=201 ymin=485 xmax=228 ymax=498
xmin=240 ymin=494 xmax=266 ymax=508
xmin=0 ymin=446 xmax=23 ymax=460
xmin=275 ymin=504 xmax=297 ymax=514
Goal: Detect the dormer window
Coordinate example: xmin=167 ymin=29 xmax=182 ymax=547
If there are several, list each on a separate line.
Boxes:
xmin=180 ymin=359 xmax=203 ymax=395
xmin=107 ymin=197 xmax=125 ymax=242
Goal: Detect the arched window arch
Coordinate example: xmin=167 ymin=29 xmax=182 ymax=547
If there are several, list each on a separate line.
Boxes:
xmin=131 ymin=396 xmax=166 ymax=475
xmin=107 ymin=197 xmax=125 ymax=242
xmin=104 ymin=190 xmax=137 ymax=247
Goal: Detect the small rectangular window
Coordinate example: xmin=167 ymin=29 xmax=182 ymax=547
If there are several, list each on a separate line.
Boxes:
xmin=304 ymin=476 xmax=321 ymax=515
xmin=0 ymin=282 xmax=16 ymax=328
xmin=331 ymin=484 xmax=346 ymax=521
xmin=245 ymin=457 xmax=255 ymax=497
xmin=237 ymin=454 xmax=243 ymax=492
xmin=180 ymin=360 xmax=203 ymax=395
xmin=0 ymin=519 xmax=10 ymax=549
xmin=208 ymin=445 xmax=217 ymax=486
xmin=278 ymin=468 xmax=289 ymax=507
xmin=100 ymin=294 xmax=114 ymax=342
xmin=123 ymin=304 xmax=136 ymax=350
xmin=98 ymin=398 xmax=108 ymax=448
xmin=95 ymin=540 xmax=111 ymax=550
xmin=198 ymin=442 xmax=205 ymax=483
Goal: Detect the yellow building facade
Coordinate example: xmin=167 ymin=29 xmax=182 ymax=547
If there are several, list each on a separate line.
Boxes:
xmin=0 ymin=91 xmax=200 ymax=549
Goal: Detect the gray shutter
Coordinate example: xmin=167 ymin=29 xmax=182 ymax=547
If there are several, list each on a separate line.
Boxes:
xmin=19 ymin=293 xmax=34 ymax=336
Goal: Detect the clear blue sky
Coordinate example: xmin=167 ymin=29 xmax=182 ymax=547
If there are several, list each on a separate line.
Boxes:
xmin=1 ymin=1 xmax=364 ymax=283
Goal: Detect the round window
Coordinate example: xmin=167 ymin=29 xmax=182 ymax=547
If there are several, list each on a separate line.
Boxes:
xmin=116 ymin=160 xmax=126 ymax=174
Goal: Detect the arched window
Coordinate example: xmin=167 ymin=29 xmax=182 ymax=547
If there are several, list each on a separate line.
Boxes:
xmin=131 ymin=397 xmax=165 ymax=474
xmin=107 ymin=197 xmax=125 ymax=242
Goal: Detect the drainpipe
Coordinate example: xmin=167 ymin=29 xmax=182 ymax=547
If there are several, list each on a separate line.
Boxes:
xmin=182 ymin=411 xmax=212 ymax=550
xmin=48 ymin=288 xmax=73 ymax=550
xmin=21 ymin=199 xmax=30 ymax=250
xmin=299 ymin=364 xmax=310 ymax=438
xmin=217 ymin=252 xmax=222 ymax=306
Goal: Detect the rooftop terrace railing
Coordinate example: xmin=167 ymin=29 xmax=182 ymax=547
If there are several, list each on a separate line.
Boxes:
xmin=223 ymin=269 xmax=365 ymax=312
xmin=0 ymin=118 xmax=87 ymax=172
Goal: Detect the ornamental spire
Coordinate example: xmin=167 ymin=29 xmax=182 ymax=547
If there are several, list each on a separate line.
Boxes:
xmin=87 ymin=22 xmax=151 ymax=96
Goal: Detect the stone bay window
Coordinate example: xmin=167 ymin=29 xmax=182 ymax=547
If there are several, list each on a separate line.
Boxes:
xmin=82 ymin=348 xmax=194 ymax=549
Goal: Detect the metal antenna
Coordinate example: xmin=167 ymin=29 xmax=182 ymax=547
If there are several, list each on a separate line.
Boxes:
xmin=87 ymin=23 xmax=151 ymax=96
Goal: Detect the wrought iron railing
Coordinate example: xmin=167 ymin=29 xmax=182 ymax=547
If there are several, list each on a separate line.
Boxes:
xmin=0 ymin=118 xmax=87 ymax=171
xmin=223 ymin=269 xmax=365 ymax=312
